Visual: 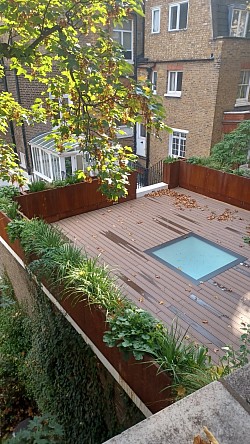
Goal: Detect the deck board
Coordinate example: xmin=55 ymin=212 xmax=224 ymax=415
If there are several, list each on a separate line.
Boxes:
xmin=56 ymin=188 xmax=250 ymax=362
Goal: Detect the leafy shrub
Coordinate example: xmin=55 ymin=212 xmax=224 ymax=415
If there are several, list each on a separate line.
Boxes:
xmin=188 ymin=121 xmax=250 ymax=173
xmin=0 ymin=185 xmax=20 ymax=199
xmin=0 ymin=196 xmax=20 ymax=219
xmin=21 ymin=288 xmax=142 ymax=444
xmin=5 ymin=414 xmax=64 ymax=443
xmin=0 ymin=273 xmax=37 ymax=438
xmin=6 ymin=219 xmax=27 ymax=243
xmin=243 ymin=236 xmax=250 ymax=245
xmin=163 ymin=156 xmax=178 ymax=163
xmin=221 ymin=323 xmax=250 ymax=375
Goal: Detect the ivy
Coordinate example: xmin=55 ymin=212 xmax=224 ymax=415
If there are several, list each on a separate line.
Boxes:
xmin=0 ymin=273 xmax=144 ymax=442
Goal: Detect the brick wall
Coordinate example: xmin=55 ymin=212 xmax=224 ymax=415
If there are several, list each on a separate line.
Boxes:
xmin=143 ymin=55 xmax=221 ymax=165
xmin=212 ymin=38 xmax=250 ymax=145
xmin=142 ymin=1 xmax=250 ymax=165
xmin=144 ymin=0 xmax=214 ymax=62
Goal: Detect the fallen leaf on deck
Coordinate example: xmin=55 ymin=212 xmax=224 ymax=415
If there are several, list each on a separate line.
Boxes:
xmin=159 ymin=301 xmax=164 ymax=305
xmin=202 ymin=320 xmax=208 ymax=324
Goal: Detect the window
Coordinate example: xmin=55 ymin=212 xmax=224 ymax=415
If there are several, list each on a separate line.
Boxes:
xmin=236 ymin=70 xmax=250 ymax=106
xmin=49 ymin=93 xmax=71 ymax=126
xmin=166 ymin=71 xmax=183 ymax=97
xmin=152 ymin=8 xmax=161 ymax=34
xmin=112 ymin=20 xmax=133 ymax=61
xmin=230 ymin=8 xmax=250 ymax=38
xmin=152 ymin=71 xmax=158 ymax=94
xmin=169 ymin=129 xmax=188 ymax=158
xmin=169 ymin=1 xmax=188 ymax=31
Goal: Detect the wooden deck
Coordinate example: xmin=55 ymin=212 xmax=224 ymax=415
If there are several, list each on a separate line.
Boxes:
xmin=56 ymin=188 xmax=250 ymax=362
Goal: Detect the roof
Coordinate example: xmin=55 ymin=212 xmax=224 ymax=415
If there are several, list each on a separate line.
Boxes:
xmin=29 ymin=132 xmax=79 ymax=153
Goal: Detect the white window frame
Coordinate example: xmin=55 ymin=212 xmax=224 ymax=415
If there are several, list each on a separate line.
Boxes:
xmin=230 ymin=8 xmax=249 ymax=38
xmin=165 ymin=71 xmax=183 ymax=97
xmin=168 ymin=1 xmax=189 ymax=32
xmin=30 ymin=144 xmax=80 ymax=182
xmin=152 ymin=71 xmax=158 ymax=95
xmin=169 ymin=128 xmax=188 ymax=158
xmin=112 ymin=20 xmax=133 ymax=63
xmin=48 ymin=93 xmax=72 ymax=128
xmin=235 ymin=70 xmax=250 ymax=106
xmin=151 ymin=7 xmax=161 ymax=34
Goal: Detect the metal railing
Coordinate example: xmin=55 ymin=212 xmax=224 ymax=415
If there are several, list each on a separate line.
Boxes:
xmin=136 ymin=160 xmax=163 ymax=188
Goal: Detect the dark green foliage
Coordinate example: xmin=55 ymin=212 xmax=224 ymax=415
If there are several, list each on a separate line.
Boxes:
xmin=28 ymin=175 xmax=82 ymax=194
xmin=0 ymin=273 xmax=38 ymax=438
xmin=6 ymin=219 xmax=27 ymax=243
xmin=22 ymin=288 xmax=142 ymax=443
xmin=187 ymin=121 xmax=250 ymax=173
xmin=0 ymin=196 xmax=20 ymax=219
xmin=5 ymin=414 xmax=64 ymax=443
xmin=163 ymin=156 xmax=178 ymax=164
xmin=0 ymin=185 xmax=20 ymax=199
xmin=243 ymin=236 xmax=250 ymax=245
xmin=221 ymin=324 xmax=250 ymax=375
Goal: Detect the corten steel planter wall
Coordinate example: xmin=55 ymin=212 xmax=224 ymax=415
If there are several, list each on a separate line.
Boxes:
xmin=16 ymin=172 xmax=137 ymax=223
xmin=0 ymin=211 xmax=26 ymax=262
xmin=163 ymin=161 xmax=180 ymax=189
xmin=60 ymin=295 xmax=172 ymax=414
xmin=0 ymin=218 xmax=173 ymax=414
xmin=179 ymin=162 xmax=250 ymax=210
xmin=163 ymin=161 xmax=250 ymax=210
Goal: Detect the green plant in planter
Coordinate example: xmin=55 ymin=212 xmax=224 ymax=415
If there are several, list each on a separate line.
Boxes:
xmin=0 ymin=196 xmax=20 ymax=219
xmin=28 ymin=180 xmax=46 ymax=193
xmin=5 ymin=414 xmax=64 ymax=443
xmin=243 ymin=236 xmax=250 ymax=245
xmin=7 ymin=219 xmax=27 ymax=243
xmin=0 ymin=185 xmax=20 ymax=199
xmin=220 ymin=324 xmax=250 ymax=375
xmin=163 ymin=156 xmax=178 ymax=163
xmin=210 ymin=120 xmax=250 ymax=170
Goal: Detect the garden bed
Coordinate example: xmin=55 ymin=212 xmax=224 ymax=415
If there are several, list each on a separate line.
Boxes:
xmin=0 ymin=210 xmax=172 ymax=414
xmin=163 ymin=161 xmax=250 ymax=210
xmin=15 ymin=172 xmax=137 ymax=223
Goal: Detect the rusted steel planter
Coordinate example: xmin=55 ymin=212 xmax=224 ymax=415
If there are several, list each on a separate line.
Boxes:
xmin=163 ymin=161 xmax=250 ymax=210
xmin=60 ymin=295 xmax=172 ymax=414
xmin=0 ymin=211 xmax=26 ymax=261
xmin=163 ymin=161 xmax=180 ymax=189
xmin=15 ymin=172 xmax=137 ymax=223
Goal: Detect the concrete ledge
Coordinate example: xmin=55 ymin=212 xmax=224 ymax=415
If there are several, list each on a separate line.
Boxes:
xmin=136 ymin=182 xmax=168 ymax=198
xmin=104 ymin=365 xmax=250 ymax=444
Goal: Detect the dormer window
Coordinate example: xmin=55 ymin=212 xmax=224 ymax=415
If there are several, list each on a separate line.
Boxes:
xmin=230 ymin=7 xmax=250 ymax=38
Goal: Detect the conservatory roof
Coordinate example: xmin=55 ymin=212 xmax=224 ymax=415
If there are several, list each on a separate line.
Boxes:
xmin=29 ymin=132 xmax=79 ymax=153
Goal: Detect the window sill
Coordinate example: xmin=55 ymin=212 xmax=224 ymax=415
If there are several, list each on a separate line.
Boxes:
xmin=151 ymin=31 xmax=160 ymax=35
xmin=168 ymin=28 xmax=187 ymax=32
xmin=235 ymin=101 xmax=250 ymax=107
xmin=164 ymin=93 xmax=182 ymax=98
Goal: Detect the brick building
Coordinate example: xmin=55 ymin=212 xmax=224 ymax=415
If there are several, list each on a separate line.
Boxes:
xmin=1 ymin=2 xmax=250 ymax=179
xmin=137 ymin=0 xmax=250 ymax=166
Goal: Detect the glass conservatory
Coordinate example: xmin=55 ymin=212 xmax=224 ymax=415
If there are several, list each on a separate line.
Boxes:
xmin=29 ymin=132 xmax=89 ymax=182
